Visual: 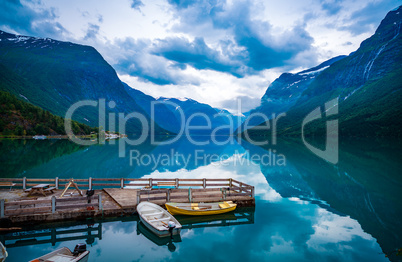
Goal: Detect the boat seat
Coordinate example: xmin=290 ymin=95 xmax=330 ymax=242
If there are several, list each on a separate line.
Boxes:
xmin=46 ymin=254 xmax=75 ymax=262
xmin=143 ymin=211 xmax=164 ymax=216
xmin=148 ymin=217 xmax=170 ymax=223
xmin=219 ymin=202 xmax=231 ymax=209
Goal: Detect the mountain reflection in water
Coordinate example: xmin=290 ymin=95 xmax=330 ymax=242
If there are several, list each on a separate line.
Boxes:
xmin=1 ymin=136 xmax=400 ymax=261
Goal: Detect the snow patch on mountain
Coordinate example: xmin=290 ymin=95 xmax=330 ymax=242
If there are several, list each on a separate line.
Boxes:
xmin=299 ymin=65 xmax=330 ymax=76
xmin=19 ymin=94 xmax=29 ymax=101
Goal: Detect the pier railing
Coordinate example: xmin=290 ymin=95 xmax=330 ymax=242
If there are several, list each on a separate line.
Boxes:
xmin=0 ymin=195 xmax=100 ymax=218
xmin=0 ymin=177 xmax=254 ymax=193
xmin=135 ymin=178 xmax=254 ymax=203
xmin=0 ymin=223 xmax=102 ymax=248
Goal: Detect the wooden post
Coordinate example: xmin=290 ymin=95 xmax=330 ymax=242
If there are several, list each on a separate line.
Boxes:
xmin=52 ymin=196 xmax=56 ymax=214
xmin=0 ymin=199 xmax=4 ymax=218
xmin=51 ymin=228 xmax=56 ymax=246
xmin=149 ymin=178 xmax=153 ymax=188
xmin=98 ymin=223 xmax=103 ymax=240
xmin=251 ymin=186 xmax=255 ymax=198
xmin=167 ymin=190 xmax=170 ymax=202
xmin=98 ymin=194 xmax=103 ymax=210
xmin=239 ymin=182 xmax=243 ymax=193
xmin=229 ymin=178 xmax=232 ymax=187
xmin=89 ymin=177 xmax=92 ymax=190
xmin=175 ymin=178 xmax=179 ymax=189
xmin=23 ymin=177 xmax=26 ymax=190
xmin=136 ymin=191 xmax=140 ymax=204
xmin=188 ymin=188 xmax=192 ymax=203
xmin=55 ymin=177 xmax=59 ymax=189
xmin=203 ymin=178 xmax=206 ymax=189
xmin=120 ymin=178 xmax=124 ymax=189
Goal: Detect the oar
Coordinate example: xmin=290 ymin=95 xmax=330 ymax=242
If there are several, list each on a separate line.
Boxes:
xmin=155 ymin=217 xmax=168 ymax=226
xmin=196 ymin=207 xmax=210 ymax=210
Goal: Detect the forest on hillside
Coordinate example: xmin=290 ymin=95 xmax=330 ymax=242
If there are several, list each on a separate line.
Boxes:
xmin=0 ymin=91 xmax=98 ymax=136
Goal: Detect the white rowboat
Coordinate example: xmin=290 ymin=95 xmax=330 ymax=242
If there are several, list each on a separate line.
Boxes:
xmin=137 ymin=202 xmax=182 ymax=237
xmin=29 ymin=244 xmax=89 ymax=262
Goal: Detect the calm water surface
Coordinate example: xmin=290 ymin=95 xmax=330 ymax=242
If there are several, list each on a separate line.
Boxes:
xmin=0 ymin=136 xmax=401 ymax=262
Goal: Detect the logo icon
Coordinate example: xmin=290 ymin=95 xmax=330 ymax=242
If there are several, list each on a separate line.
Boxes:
xmin=302 ymin=98 xmax=338 ymax=164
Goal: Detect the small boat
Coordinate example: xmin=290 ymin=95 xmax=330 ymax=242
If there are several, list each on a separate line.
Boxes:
xmin=137 ymin=202 xmax=182 ymax=237
xmin=29 ymin=243 xmax=89 ymax=262
xmin=0 ymin=241 xmax=7 ymax=262
xmin=165 ymin=201 xmax=237 ymax=216
xmin=33 ymin=135 xmax=46 ymax=140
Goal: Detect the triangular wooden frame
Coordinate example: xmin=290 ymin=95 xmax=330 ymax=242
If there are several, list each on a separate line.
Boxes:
xmin=60 ymin=178 xmax=83 ymax=197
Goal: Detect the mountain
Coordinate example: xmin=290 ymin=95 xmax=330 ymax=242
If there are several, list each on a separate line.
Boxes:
xmin=123 ymin=83 xmax=245 ymax=134
xmin=0 ymin=30 xmax=167 ymax=134
xmin=245 ymin=6 xmax=402 ymax=137
xmin=236 ymin=56 xmax=346 ymax=133
xmin=154 ymin=97 xmax=244 ymax=134
xmin=0 ymin=91 xmax=97 ymax=136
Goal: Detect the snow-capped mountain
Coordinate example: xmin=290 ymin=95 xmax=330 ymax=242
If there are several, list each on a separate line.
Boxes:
xmin=245 ymin=6 xmax=402 ymax=137
xmin=0 ymin=30 xmax=168 ymax=134
xmin=236 ymin=56 xmax=345 ymax=133
xmin=123 ymin=85 xmax=245 ymax=134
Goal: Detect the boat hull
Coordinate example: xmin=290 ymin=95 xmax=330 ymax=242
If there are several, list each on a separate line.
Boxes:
xmin=165 ymin=202 xmax=237 ymax=216
xmin=137 ymin=221 xmax=182 ymax=245
xmin=137 ymin=202 xmax=182 ymax=238
xmin=139 ymin=215 xmax=181 ymax=237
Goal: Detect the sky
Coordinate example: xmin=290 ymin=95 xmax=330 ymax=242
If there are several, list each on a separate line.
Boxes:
xmin=0 ymin=0 xmax=400 ymax=112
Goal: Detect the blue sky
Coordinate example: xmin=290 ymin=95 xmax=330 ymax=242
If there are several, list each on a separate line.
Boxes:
xmin=0 ymin=0 xmax=400 ymax=112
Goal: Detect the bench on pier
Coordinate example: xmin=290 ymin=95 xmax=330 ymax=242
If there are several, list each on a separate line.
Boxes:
xmin=44 ymin=186 xmax=56 ymax=194
xmin=156 ymin=182 xmax=177 ymax=189
xmin=24 ymin=185 xmax=56 ymax=196
xmin=0 ymin=182 xmax=16 ymax=191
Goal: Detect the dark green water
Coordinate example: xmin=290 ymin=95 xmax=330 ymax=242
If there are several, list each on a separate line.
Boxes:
xmin=0 ymin=137 xmax=401 ymax=262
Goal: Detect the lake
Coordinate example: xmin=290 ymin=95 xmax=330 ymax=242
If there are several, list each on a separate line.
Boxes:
xmin=1 ymin=136 xmax=401 ymax=262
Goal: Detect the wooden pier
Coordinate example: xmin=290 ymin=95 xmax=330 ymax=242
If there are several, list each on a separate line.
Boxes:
xmin=0 ymin=178 xmax=255 ymax=226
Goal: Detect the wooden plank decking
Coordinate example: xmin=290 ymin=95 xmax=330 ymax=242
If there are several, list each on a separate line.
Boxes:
xmin=103 ymin=188 xmax=138 ymax=208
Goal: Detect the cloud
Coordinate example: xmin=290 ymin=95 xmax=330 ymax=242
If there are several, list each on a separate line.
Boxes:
xmin=220 ymin=95 xmax=261 ymax=112
xmin=166 ymin=0 xmax=317 ymax=74
xmin=320 ymin=0 xmax=343 ymax=15
xmin=113 ymin=37 xmax=200 ymax=85
xmin=167 ymin=0 xmax=198 ymax=9
xmin=322 ymin=0 xmax=399 ymax=36
xmin=84 ymin=23 xmax=100 ymax=40
xmin=152 ymin=36 xmax=247 ymax=77
xmin=130 ymin=0 xmax=144 ymax=12
xmin=0 ymin=0 xmax=67 ymax=38
xmin=344 ymin=1 xmax=400 ymax=35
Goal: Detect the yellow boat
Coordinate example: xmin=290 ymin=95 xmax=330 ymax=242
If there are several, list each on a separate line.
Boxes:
xmin=165 ymin=201 xmax=237 ymax=216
